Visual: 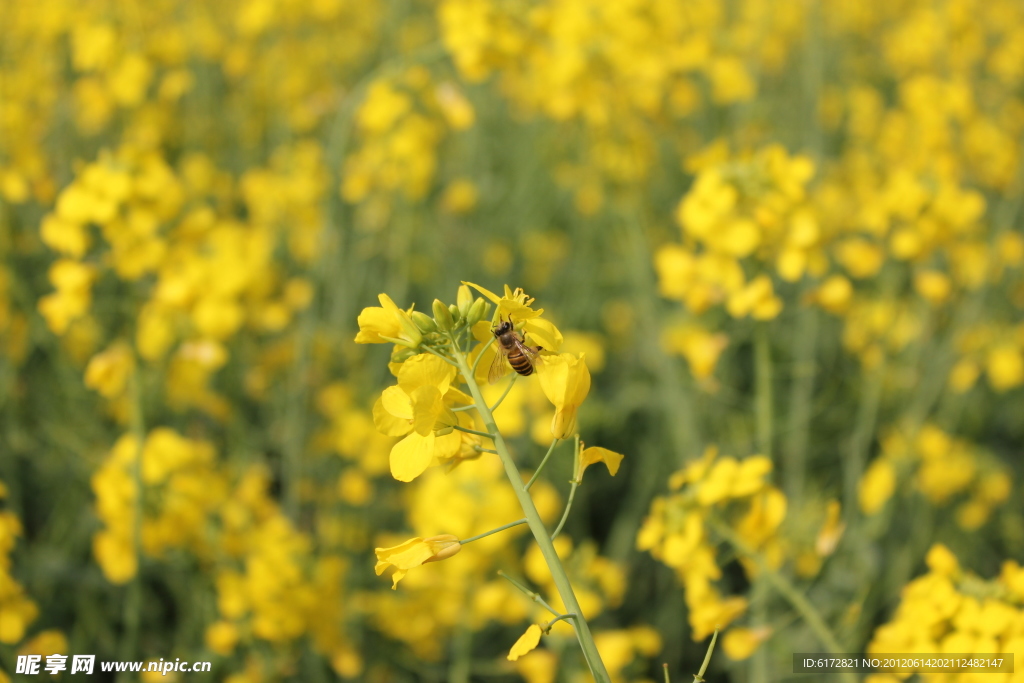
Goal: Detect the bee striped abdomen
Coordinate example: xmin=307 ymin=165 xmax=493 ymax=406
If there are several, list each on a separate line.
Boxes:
xmin=509 ymin=351 xmax=533 ymax=375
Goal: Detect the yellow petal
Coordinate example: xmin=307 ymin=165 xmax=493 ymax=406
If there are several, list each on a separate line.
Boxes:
xmin=430 ymin=429 xmax=463 ymax=464
xmin=354 ymin=306 xmax=400 ymax=344
xmin=373 ymin=395 xmax=412 ymax=436
xmin=397 ymin=353 xmax=456 ymax=394
xmin=374 ymin=537 xmax=428 ymax=575
xmin=378 ymin=293 xmax=423 ymax=346
xmin=462 ymin=281 xmax=502 ymax=304
xmin=499 ymin=299 xmax=544 ymax=321
xmin=444 ymin=385 xmax=474 ymax=406
xmin=537 ymin=355 xmax=570 ymax=409
xmin=374 ymin=535 xmax=462 ymax=589
xmin=566 ymin=355 xmax=592 ymax=405
xmin=522 ymin=318 xmax=563 ymax=352
xmin=550 ymin=406 xmax=579 ymax=439
xmin=411 ymin=385 xmax=444 ymax=436
xmin=390 ymin=432 xmax=435 ymax=482
xmin=380 ymin=386 xmax=414 ymax=420
xmin=507 ymin=624 xmax=543 ymax=661
xmin=580 ymin=446 xmax=624 ymax=479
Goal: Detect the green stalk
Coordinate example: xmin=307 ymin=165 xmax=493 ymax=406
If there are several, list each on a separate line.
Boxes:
xmin=754 ymin=324 xmax=773 ymax=458
xmin=119 ymin=366 xmax=146 ymax=682
xmin=461 ymin=518 xmax=527 ymax=544
xmin=708 ymin=517 xmax=857 ymax=683
xmin=452 ymin=350 xmax=611 ymax=683
xmin=783 ymin=305 xmax=818 ymax=505
xmin=751 ymin=328 xmax=772 ymax=683
xmin=844 ymin=359 xmax=885 ymax=517
xmin=526 ymin=438 xmax=560 ymax=490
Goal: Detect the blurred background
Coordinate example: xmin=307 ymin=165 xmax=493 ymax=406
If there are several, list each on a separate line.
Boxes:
xmin=1 ymin=0 xmax=1023 ymax=681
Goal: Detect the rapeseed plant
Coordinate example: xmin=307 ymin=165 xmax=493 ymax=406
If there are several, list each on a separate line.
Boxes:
xmin=358 ymin=283 xmax=625 ymax=681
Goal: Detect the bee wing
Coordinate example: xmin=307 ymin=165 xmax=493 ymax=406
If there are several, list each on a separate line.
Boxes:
xmin=513 ymin=337 xmax=542 ymax=364
xmin=488 ymin=345 xmax=513 ymax=384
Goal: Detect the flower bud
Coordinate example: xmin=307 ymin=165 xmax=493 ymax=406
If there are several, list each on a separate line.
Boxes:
xmin=422 ymin=535 xmax=462 ymax=563
xmin=449 ymin=304 xmax=462 ymax=323
xmin=432 ymin=299 xmax=455 ymax=332
xmin=456 ymin=285 xmax=474 ymax=317
xmin=466 ymin=298 xmax=490 ymax=327
xmin=410 ymin=311 xmax=437 ymax=333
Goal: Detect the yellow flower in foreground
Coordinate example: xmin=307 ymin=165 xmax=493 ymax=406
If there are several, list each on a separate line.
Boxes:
xmin=579 ymin=446 xmax=624 ymax=481
xmin=537 ymin=353 xmax=591 ymax=439
xmin=507 ymin=624 xmax=543 ymax=661
xmin=463 ymin=282 xmax=544 ymax=323
xmin=372 ymin=354 xmax=469 ymax=482
xmin=354 ymin=293 xmax=423 ymax=347
xmin=374 ymin=535 xmax=462 ymax=589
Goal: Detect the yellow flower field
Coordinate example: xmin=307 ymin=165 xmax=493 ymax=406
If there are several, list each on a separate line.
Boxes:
xmin=1 ymin=0 xmax=1022 ymax=681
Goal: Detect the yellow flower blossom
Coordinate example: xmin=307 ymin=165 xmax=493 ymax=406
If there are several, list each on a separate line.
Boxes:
xmin=354 ymin=293 xmax=423 ymax=347
xmin=373 ymin=354 xmax=469 ymax=481
xmin=537 ymin=353 xmax=591 ymax=439
xmin=374 ymin=535 xmax=462 ymax=589
xmin=462 ymin=282 xmax=543 ymax=323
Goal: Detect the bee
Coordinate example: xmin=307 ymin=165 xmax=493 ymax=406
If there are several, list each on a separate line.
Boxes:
xmin=489 ymin=319 xmax=542 ymax=384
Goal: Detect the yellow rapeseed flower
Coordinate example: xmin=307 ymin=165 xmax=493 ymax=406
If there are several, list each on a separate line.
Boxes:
xmin=374 ymin=535 xmax=462 ymax=589
xmin=354 ymin=293 xmax=423 ymax=347
xmin=537 ymin=353 xmax=591 ymax=439
xmin=372 ymin=354 xmax=470 ymax=481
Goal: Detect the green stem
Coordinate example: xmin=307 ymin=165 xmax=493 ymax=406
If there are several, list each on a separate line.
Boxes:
xmin=461 ymin=518 xmax=527 ymax=544
xmin=844 ymin=359 xmax=885 ymax=517
xmin=551 ymin=438 xmax=581 ymax=540
xmin=544 ymin=613 xmax=578 ymax=630
xmin=454 ymin=351 xmax=611 ymax=682
xmin=694 ymin=627 xmax=719 ymax=682
xmin=451 ymin=424 xmax=496 ymax=439
xmin=783 ymin=305 xmax=818 ymax=505
xmin=449 ymin=620 xmax=472 ymax=683
xmin=754 ymin=324 xmax=773 ymax=458
xmin=470 ymin=337 xmax=495 ymax=378
xmin=490 ymin=374 xmax=518 ymax=412
xmin=708 ymin=517 xmax=857 ymax=683
xmin=525 ymin=438 xmax=560 ymax=490
xmin=119 ymin=367 xmax=146 ymax=682
xmin=497 ymin=571 xmax=561 ymax=618
xmin=422 ymin=345 xmax=458 ymax=366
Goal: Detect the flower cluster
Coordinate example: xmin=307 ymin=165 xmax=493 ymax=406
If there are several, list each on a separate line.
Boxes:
xmin=638 ymin=448 xmax=783 ymax=642
xmin=859 ymin=423 xmax=1012 ymax=529
xmin=867 ymin=544 xmax=1024 ymax=679
xmin=0 ymin=481 xmax=38 ymax=645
